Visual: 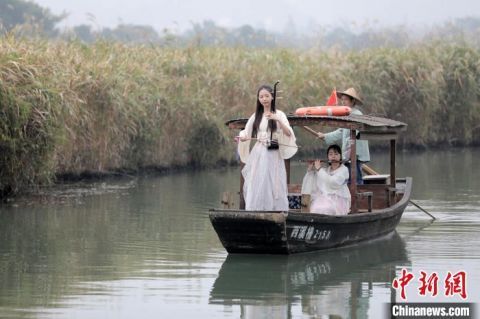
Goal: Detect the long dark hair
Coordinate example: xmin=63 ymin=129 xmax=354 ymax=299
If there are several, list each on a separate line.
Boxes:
xmin=251 ymin=85 xmax=277 ymax=138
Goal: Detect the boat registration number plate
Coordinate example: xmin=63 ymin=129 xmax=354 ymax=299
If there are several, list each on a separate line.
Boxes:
xmin=290 ymin=226 xmax=331 ymax=241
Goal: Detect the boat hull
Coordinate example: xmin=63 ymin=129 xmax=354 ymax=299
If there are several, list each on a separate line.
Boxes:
xmin=209 ymin=178 xmax=411 ymax=254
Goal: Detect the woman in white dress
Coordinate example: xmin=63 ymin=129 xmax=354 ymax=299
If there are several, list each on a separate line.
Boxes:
xmin=301 ymin=144 xmax=351 ymax=215
xmin=237 ymin=84 xmax=297 ymax=211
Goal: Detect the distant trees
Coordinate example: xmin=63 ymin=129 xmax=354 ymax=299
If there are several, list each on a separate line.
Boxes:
xmin=425 ymin=17 xmax=480 ymax=48
xmin=1 ymin=0 xmax=480 ymax=49
xmin=70 ymin=24 xmax=95 ymax=43
xmin=0 ymin=0 xmax=64 ymax=36
xmin=184 ymin=20 xmax=276 ymax=47
xmin=65 ymin=17 xmax=479 ymax=50
xmin=65 ymin=20 xmax=277 ymax=47
xmin=67 ymin=24 xmax=160 ymax=43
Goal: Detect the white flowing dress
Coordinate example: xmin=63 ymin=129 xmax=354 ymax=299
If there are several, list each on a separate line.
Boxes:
xmin=237 ymin=110 xmax=297 ymax=211
xmin=301 ymin=164 xmax=351 ymax=215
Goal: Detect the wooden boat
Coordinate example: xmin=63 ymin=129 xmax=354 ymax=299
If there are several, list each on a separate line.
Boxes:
xmin=209 ymin=113 xmax=411 ymax=254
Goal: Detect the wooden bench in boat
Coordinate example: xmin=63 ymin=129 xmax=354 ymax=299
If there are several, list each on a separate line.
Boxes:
xmin=363 ymin=174 xmax=390 ymax=185
xmin=357 ymin=191 xmax=373 ymax=212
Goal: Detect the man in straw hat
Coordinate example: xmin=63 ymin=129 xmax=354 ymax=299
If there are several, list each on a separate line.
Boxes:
xmin=317 ymin=88 xmax=370 ymax=184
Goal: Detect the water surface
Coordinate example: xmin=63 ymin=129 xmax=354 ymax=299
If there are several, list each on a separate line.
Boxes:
xmin=0 ymin=148 xmax=479 ymax=318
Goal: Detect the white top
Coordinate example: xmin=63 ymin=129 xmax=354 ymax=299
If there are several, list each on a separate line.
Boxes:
xmin=302 ymin=164 xmax=351 ymax=199
xmin=237 ymin=110 xmax=297 ymax=163
xmin=323 ymin=107 xmax=370 ymax=162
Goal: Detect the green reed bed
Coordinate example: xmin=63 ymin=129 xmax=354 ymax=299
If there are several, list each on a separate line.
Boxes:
xmin=1 ymin=37 xmax=479 ymax=195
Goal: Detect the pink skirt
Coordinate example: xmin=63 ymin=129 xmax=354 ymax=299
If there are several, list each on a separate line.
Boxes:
xmin=310 ymin=193 xmax=350 ymax=216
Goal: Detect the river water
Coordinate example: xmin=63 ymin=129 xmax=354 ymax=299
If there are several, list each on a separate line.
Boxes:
xmin=0 ymin=148 xmax=479 ymax=319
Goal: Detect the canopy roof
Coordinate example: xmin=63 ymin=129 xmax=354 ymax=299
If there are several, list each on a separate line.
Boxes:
xmin=226 ymin=114 xmax=407 ymax=140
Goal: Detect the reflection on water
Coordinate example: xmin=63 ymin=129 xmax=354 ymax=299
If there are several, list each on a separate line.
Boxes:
xmin=210 ymin=232 xmax=408 ymax=318
xmin=0 ymin=149 xmax=479 ymax=318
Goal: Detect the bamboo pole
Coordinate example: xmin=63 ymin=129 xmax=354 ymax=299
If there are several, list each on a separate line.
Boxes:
xmin=302 ymin=126 xmax=320 ymax=136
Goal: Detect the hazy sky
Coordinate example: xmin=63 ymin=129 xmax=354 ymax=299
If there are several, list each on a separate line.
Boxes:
xmin=33 ymin=0 xmax=480 ymax=33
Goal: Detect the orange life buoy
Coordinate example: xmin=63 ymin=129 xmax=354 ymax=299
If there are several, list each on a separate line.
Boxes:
xmin=295 ymin=106 xmax=352 ymax=116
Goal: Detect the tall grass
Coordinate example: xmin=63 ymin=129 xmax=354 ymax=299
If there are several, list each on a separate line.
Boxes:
xmin=1 ymin=37 xmax=479 ymax=195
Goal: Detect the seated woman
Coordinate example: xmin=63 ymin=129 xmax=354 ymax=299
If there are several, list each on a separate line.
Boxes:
xmin=301 ymin=144 xmax=351 ymax=215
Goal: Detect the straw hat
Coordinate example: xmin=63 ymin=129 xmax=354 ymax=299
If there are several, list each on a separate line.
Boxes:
xmin=336 ymin=88 xmax=363 ymax=105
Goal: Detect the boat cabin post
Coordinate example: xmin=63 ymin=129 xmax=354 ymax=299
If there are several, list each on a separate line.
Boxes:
xmin=389 ymin=139 xmax=397 ymax=205
xmin=349 ymin=129 xmax=358 ymax=214
xmin=390 ymin=139 xmax=396 ymax=188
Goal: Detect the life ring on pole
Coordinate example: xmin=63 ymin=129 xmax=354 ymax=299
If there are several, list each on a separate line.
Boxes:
xmin=295 ymin=106 xmax=352 ymax=116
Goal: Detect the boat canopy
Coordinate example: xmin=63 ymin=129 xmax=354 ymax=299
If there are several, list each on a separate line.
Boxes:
xmin=226 ymin=114 xmax=407 ymax=140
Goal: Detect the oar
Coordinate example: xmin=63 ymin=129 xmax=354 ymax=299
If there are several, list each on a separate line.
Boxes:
xmin=362 ymin=164 xmax=435 ymax=220
xmin=407 ymin=199 xmax=436 ymax=220
xmin=302 ymin=126 xmax=436 ymax=220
